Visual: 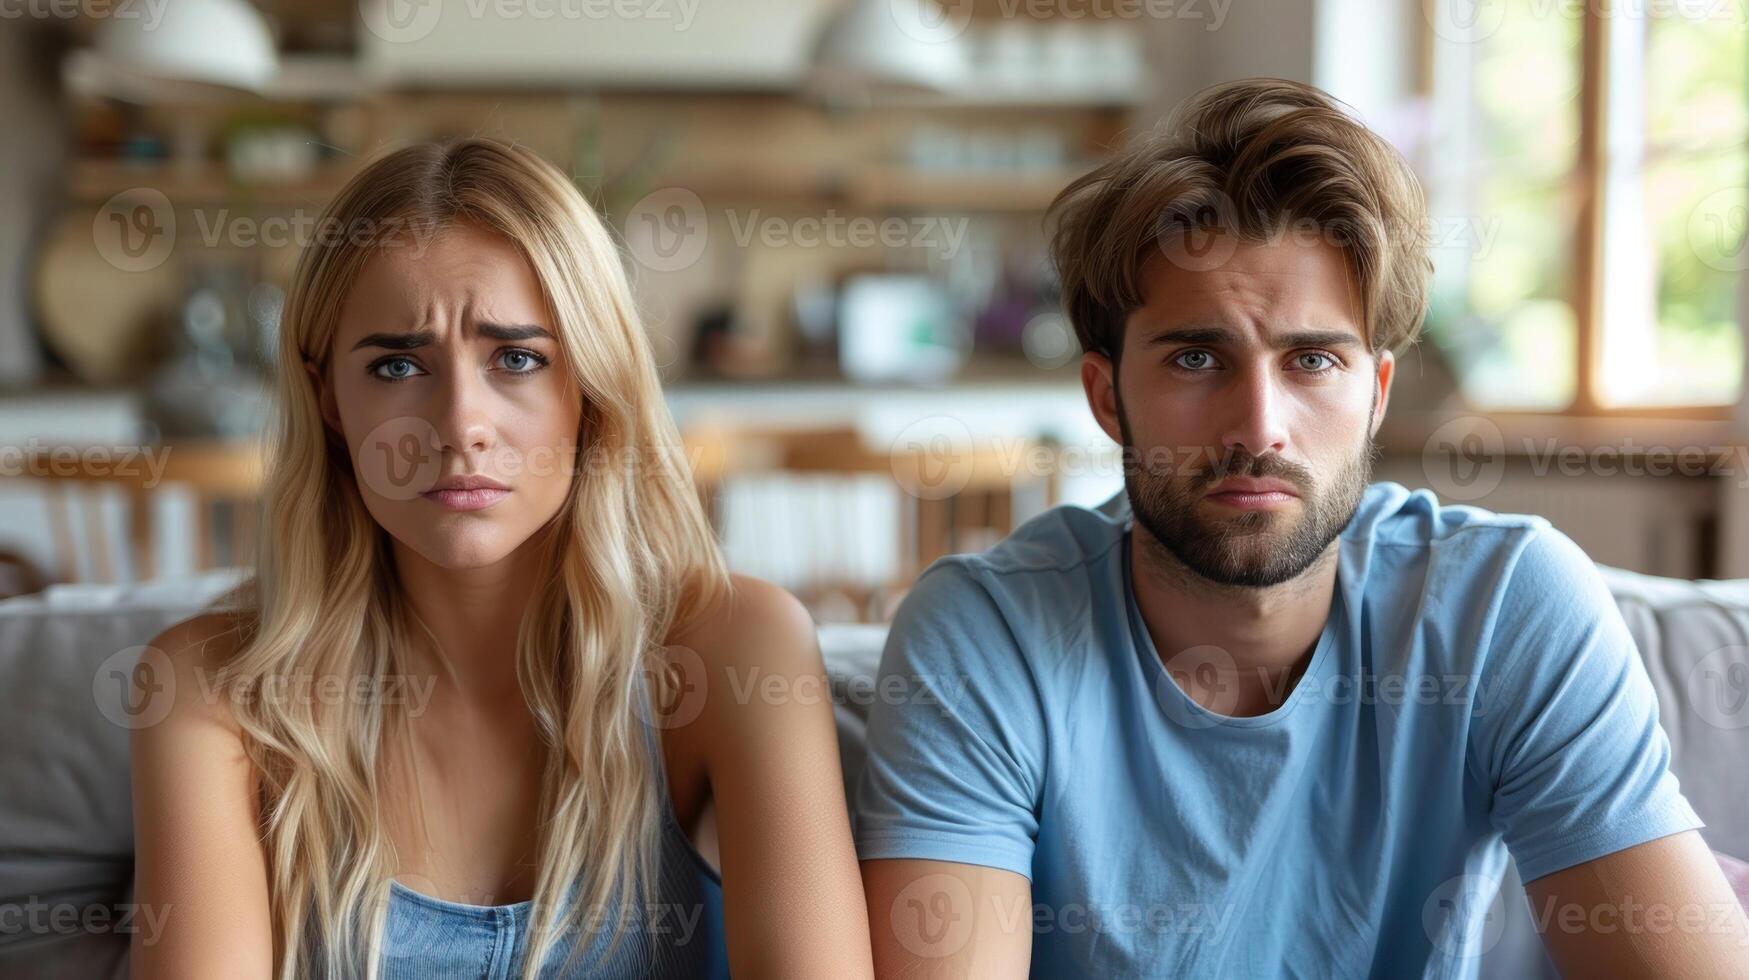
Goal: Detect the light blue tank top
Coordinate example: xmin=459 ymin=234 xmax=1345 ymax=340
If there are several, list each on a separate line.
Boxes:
xmin=377 ymin=717 xmax=730 ymax=979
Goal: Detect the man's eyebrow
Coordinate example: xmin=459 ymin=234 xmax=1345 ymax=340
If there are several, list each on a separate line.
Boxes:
xmin=349 ymin=323 xmax=554 ymax=352
xmin=1140 ymin=324 xmax=1364 ymax=352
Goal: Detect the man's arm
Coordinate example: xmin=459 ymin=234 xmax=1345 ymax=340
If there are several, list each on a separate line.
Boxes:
xmin=851 ymin=561 xmax=1047 ymax=978
xmin=863 ymin=859 xmax=1032 ymax=979
xmin=1471 ymin=526 xmax=1746 ymax=975
xmin=1527 ymin=831 xmax=1749 ymax=978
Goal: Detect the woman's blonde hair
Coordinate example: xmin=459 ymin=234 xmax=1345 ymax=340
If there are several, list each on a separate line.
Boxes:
xmin=218 ymin=137 xmax=729 ymax=979
xmin=1048 ymin=77 xmax=1432 ymax=363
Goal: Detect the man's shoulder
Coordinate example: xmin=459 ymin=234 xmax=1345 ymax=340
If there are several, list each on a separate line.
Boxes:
xmin=951 ymin=491 xmax=1131 ymax=580
xmin=1348 ymin=482 xmax=1614 ymax=646
xmin=893 ymin=496 xmax=1127 ymax=653
xmin=1346 ymin=480 xmax=1551 ymax=552
xmin=1345 ymin=480 xmax=1604 ymax=602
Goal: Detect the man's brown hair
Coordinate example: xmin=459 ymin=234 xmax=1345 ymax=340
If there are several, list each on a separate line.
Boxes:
xmin=1047 ymin=77 xmax=1432 ymax=365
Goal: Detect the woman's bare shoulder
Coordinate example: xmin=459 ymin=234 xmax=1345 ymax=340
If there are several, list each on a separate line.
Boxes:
xmin=668 ymin=573 xmax=820 ymax=676
xmin=152 ymin=609 xmax=251 ymax=655
xmin=130 ymin=612 xmax=273 ymax=976
xmin=138 ymin=610 xmax=255 ymax=735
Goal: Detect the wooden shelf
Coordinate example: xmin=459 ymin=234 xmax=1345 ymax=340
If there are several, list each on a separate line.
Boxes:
xmin=846 ymin=166 xmax=1088 ymax=212
xmin=64 ymin=50 xmax=369 ymax=104
xmin=612 ymin=163 xmax=1092 ymax=213
xmin=66 ymin=159 xmax=358 ymax=206
xmin=66 ymin=156 xmax=1088 ymax=214
xmin=1376 ymin=410 xmax=1747 ymax=458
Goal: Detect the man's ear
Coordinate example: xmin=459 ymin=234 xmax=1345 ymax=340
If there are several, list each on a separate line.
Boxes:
xmin=1370 ymin=348 xmax=1395 ymax=439
xmin=1081 ymin=350 xmax=1124 ymax=447
xmin=303 ymin=358 xmax=342 ymax=434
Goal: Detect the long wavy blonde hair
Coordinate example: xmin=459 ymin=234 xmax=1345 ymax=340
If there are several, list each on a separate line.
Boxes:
xmin=217 ymin=137 xmax=729 ymax=979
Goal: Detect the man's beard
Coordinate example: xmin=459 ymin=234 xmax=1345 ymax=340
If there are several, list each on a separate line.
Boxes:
xmin=1116 ymin=388 xmax=1378 ymax=589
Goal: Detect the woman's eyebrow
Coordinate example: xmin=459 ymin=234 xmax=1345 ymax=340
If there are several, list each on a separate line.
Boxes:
xmin=351 ymin=329 xmax=435 ymax=352
xmin=349 ymin=323 xmax=553 ymax=352
xmin=475 ymin=322 xmax=554 ymax=342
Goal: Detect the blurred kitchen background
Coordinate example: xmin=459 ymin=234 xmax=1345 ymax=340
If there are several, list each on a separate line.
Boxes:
xmin=0 ymin=0 xmax=1744 ymax=619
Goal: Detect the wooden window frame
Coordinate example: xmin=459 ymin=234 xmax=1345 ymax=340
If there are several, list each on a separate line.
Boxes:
xmin=1420 ymin=2 xmax=1743 ymax=422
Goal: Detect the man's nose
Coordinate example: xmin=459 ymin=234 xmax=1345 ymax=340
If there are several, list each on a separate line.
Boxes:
xmin=1217 ymin=364 xmax=1290 ymax=462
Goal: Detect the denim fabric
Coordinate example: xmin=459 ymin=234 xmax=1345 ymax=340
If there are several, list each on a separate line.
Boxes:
xmin=376 ymin=717 xmax=730 ymax=979
xmin=379 ymin=807 xmax=729 ymax=979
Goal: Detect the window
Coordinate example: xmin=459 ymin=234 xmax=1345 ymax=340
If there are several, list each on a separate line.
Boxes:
xmin=1425 ymin=0 xmax=1746 ymax=416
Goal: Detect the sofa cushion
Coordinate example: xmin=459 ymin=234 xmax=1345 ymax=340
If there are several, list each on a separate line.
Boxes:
xmin=1595 ymin=565 xmax=1749 ymax=859
xmin=1 ymin=562 xmax=1744 ymax=980
xmin=818 ymin=622 xmax=887 ymax=803
xmin=0 ymin=569 xmax=246 ymax=979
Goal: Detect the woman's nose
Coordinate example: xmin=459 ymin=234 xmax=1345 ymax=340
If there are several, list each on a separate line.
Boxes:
xmin=429 ymin=369 xmax=494 ymax=456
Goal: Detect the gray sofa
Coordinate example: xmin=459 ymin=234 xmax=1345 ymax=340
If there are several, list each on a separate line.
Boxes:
xmin=2 ymin=564 xmax=1746 ymax=979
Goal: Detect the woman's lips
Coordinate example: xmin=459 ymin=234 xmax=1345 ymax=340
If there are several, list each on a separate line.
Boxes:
xmin=420 ymin=487 xmax=511 ymax=511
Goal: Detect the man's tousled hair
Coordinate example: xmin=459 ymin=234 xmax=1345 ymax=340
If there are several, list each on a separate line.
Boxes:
xmin=1048 ymin=77 xmax=1432 ymax=365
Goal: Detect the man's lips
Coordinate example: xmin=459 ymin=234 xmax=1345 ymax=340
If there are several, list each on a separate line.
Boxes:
xmin=1204 ymin=477 xmax=1299 ymax=510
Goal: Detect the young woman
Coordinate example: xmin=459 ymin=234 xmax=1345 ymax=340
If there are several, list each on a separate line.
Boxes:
xmin=130 ymin=138 xmax=873 ymax=979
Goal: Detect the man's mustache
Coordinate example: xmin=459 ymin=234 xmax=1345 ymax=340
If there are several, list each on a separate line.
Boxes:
xmin=1194 ymin=458 xmax=1311 ymax=492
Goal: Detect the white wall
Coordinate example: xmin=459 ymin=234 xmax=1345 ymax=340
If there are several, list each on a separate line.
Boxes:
xmin=1139 ymin=0 xmax=1320 ymax=126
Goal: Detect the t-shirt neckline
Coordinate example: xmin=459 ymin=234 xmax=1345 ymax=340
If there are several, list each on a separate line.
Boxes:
xmin=1118 ymin=528 xmax=1345 ymax=731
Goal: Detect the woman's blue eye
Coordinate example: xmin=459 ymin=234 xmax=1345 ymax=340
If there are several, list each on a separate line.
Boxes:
xmin=372 ymin=357 xmax=422 ymax=381
xmin=498 ymin=348 xmax=548 ymax=374
xmin=368 ymin=349 xmax=548 ymax=380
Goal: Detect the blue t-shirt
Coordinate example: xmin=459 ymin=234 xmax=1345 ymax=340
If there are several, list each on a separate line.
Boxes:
xmin=853 ymin=481 xmax=1702 ymax=978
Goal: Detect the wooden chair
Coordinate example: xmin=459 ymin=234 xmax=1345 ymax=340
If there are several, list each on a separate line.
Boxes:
xmin=10 ymin=441 xmax=264 ymax=584
xmin=683 ymin=424 xmax=1060 ymax=620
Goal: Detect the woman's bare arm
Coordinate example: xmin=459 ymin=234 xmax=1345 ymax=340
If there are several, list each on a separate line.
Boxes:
xmin=129 ymin=614 xmax=273 ymax=979
xmin=676 ymin=575 xmax=875 ymax=978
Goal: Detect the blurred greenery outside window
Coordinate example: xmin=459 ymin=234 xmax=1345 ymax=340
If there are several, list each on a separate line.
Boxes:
xmin=1424 ymin=0 xmax=1746 ymax=413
